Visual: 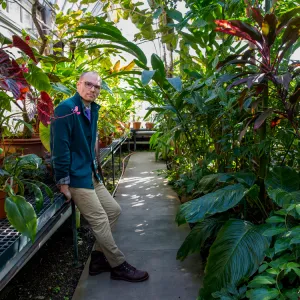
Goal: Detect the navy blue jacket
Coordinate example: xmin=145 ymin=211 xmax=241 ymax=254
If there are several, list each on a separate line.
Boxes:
xmin=50 ymin=92 xmax=101 ymax=189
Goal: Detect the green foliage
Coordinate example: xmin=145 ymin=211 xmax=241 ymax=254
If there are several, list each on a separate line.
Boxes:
xmin=177 ymin=215 xmax=228 ymax=261
xmin=266 ymin=166 xmax=300 ymax=207
xmin=176 ymin=184 xmax=248 ymax=225
xmin=23 ymin=64 xmax=52 ymax=92
xmin=39 ymin=122 xmax=50 ymax=152
xmin=5 ymin=193 xmax=37 ymax=242
xmin=199 ymin=219 xmax=270 ymax=299
xmin=244 ymin=203 xmax=300 ymax=299
xmin=77 ymin=23 xmax=147 ymax=64
xmin=265 ymin=167 xmax=300 ymax=192
xmin=1 ymin=154 xmax=53 ymax=241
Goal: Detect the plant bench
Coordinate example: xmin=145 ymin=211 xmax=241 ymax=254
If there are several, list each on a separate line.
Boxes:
xmin=129 ymin=129 xmax=156 ymax=151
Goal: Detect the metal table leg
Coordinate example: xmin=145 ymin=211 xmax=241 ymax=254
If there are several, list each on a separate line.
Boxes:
xmin=119 ymin=145 xmax=121 ymax=171
xmin=112 ymin=150 xmax=115 ymax=188
xmin=133 ymin=131 xmax=136 ymax=151
xmin=71 ymin=200 xmax=80 ymax=267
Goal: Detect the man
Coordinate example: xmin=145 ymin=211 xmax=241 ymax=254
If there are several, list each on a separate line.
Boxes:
xmin=50 ymin=71 xmax=149 ymax=282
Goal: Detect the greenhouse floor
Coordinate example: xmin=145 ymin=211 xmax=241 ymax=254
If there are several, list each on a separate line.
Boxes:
xmin=73 ymin=151 xmax=203 ymax=300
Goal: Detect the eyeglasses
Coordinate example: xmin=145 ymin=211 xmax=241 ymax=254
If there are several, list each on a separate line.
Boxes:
xmin=81 ymin=81 xmax=101 ymax=91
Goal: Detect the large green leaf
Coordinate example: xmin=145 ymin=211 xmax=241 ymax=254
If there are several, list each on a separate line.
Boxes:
xmin=247 ymin=275 xmax=276 ymax=288
xmin=39 ymin=121 xmax=50 ymax=152
xmin=231 ymin=172 xmax=256 ymax=187
xmin=109 ymin=40 xmax=147 ymax=65
xmin=246 ymin=288 xmax=279 ymax=300
xmin=267 ymin=188 xmax=300 ymax=207
xmin=277 ymin=7 xmax=300 ymax=32
xmin=24 ymin=64 xmax=52 ymax=92
xmin=199 ymin=220 xmax=270 ymax=299
xmin=177 ymin=216 xmax=227 ymax=261
xmin=151 ymin=54 xmax=165 ymax=77
xmin=16 ymin=154 xmax=42 ymax=172
xmin=51 ymin=83 xmax=72 ymax=96
xmin=78 ymin=37 xmax=147 ymax=64
xmin=196 ymin=173 xmax=230 ymax=195
xmin=166 ymin=8 xmax=183 ymax=22
xmin=77 ymin=25 xmax=127 ymax=41
xmin=88 ymin=43 xmax=138 ymax=56
xmin=35 ymin=181 xmax=54 ymax=202
xmin=176 ymin=184 xmax=248 ymax=225
xmin=263 ymin=227 xmax=286 ymax=237
xmin=22 ymin=181 xmax=43 ymax=213
xmin=153 ymin=7 xmax=163 ymax=19
xmin=265 ymin=166 xmax=300 ymax=192
xmin=133 ymin=59 xmax=149 ymax=70
xmin=5 ymin=194 xmax=37 ymax=242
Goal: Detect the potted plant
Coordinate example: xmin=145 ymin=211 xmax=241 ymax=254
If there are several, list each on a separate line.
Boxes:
xmin=98 ymin=107 xmax=117 ymax=148
xmin=132 ymin=116 xmax=142 ymax=130
xmin=143 ymin=110 xmax=156 ymax=130
xmin=0 ymin=149 xmax=53 ymax=241
xmin=0 ymin=35 xmax=54 ymax=158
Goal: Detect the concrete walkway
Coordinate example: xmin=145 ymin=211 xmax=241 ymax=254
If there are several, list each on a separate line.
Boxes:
xmin=73 ymin=152 xmax=202 ymax=300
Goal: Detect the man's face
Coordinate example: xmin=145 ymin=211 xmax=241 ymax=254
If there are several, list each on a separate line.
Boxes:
xmin=77 ymin=73 xmax=101 ymax=102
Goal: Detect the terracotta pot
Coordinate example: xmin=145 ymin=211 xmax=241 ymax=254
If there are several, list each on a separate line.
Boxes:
xmin=1 ymin=137 xmax=46 ymax=157
xmin=0 ymin=185 xmax=18 ymax=219
xmin=0 ymin=191 xmax=6 ymax=219
xmin=145 ymin=122 xmax=154 ymax=130
xmin=132 ymin=122 xmax=141 ymax=130
xmin=99 ymin=136 xmax=113 ymax=148
xmin=99 ymin=139 xmax=108 ymax=148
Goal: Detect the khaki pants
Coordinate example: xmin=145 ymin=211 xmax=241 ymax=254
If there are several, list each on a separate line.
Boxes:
xmin=70 ymin=177 xmax=125 ymax=267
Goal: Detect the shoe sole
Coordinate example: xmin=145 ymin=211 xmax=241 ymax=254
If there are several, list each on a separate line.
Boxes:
xmin=89 ymin=269 xmax=111 ymax=276
xmin=111 ymin=274 xmax=149 ymax=282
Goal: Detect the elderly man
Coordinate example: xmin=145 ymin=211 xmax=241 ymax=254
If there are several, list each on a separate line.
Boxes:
xmin=50 ymin=71 xmax=149 ymax=282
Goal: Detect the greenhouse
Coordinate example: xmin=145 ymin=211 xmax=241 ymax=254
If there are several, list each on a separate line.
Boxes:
xmin=0 ymin=0 xmax=299 ymax=299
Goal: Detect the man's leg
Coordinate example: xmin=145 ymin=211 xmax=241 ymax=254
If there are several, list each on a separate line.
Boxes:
xmin=90 ymin=179 xmax=149 ymax=282
xmin=71 ymin=182 xmax=149 ymax=282
xmin=69 ymin=186 xmax=125 ymax=268
xmin=92 ymin=179 xmax=122 ymax=252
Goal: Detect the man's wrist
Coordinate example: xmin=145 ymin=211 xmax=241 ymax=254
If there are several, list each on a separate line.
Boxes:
xmin=59 ymin=184 xmax=69 ymax=191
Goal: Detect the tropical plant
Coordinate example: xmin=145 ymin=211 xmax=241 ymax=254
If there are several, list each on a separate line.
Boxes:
xmin=214 ymin=5 xmax=300 ymax=202
xmin=0 ymin=34 xmax=54 ymax=139
xmin=1 ymin=153 xmax=54 ymax=242
xmin=246 ymin=205 xmax=300 ymax=299
xmin=175 ymin=165 xmax=300 ymax=299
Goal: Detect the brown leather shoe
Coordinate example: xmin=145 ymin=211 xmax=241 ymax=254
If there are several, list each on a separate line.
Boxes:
xmin=111 ymin=261 xmax=149 ymax=282
xmin=89 ymin=251 xmax=111 ymax=276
